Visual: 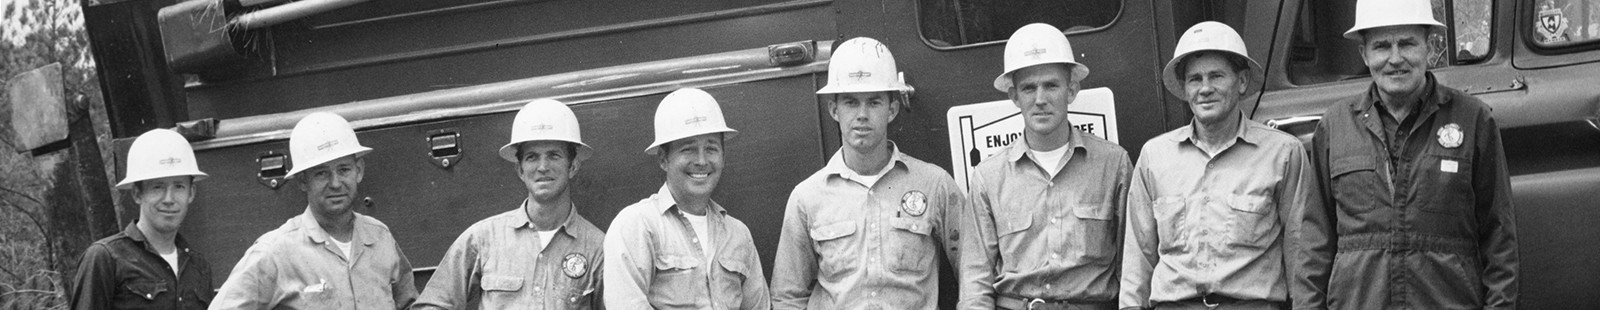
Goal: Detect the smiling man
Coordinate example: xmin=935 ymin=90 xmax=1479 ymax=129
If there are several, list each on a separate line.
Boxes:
xmin=770 ymin=37 xmax=964 ymax=310
xmin=603 ymin=88 xmax=769 ymax=309
xmin=70 ymin=129 xmax=213 ymax=310
xmin=211 ymin=112 xmax=417 ymax=310
xmin=1119 ymin=22 xmax=1319 ymax=310
xmin=1306 ymin=0 xmax=1518 ymax=309
xmin=414 ymin=99 xmax=605 ymax=309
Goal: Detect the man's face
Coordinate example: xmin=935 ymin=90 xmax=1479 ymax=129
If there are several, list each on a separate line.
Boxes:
xmin=659 ymin=133 xmax=724 ymax=201
xmin=1361 ymin=25 xmax=1432 ymax=100
xmin=135 ymin=176 xmax=195 ymax=234
xmin=518 ymin=141 xmax=578 ymax=203
xmin=1182 ymin=53 xmax=1248 ymax=126
xmin=830 ymin=91 xmax=898 ymax=153
xmin=297 ymin=155 xmax=364 ymax=218
xmin=1009 ymin=64 xmax=1078 ymax=136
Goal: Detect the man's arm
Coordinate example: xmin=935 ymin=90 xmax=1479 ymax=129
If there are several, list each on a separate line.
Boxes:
xmin=1473 ymin=112 xmax=1518 ymax=309
xmin=956 ymin=169 xmax=998 ymax=310
xmin=1118 ymin=158 xmax=1157 ymax=310
xmin=769 ymin=191 xmax=816 ymax=310
xmin=209 ymin=244 xmax=279 ymax=310
xmin=602 ymin=212 xmax=656 ymax=309
xmin=413 ymin=230 xmax=481 ymax=310
xmin=1283 ymin=140 xmax=1331 ymax=310
xmin=740 ymin=244 xmax=772 ymax=310
xmin=391 ymin=242 xmax=419 ymax=310
xmin=67 ymin=243 xmax=117 ymax=310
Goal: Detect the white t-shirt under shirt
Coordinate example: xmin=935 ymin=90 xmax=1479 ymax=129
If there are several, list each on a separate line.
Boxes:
xmin=1030 ymin=144 xmax=1070 ymax=179
xmin=842 ymin=159 xmax=893 ymax=189
xmin=537 ymin=230 xmax=557 ymax=252
xmin=683 ymin=212 xmax=713 ymax=259
xmin=331 ymin=237 xmax=353 ymax=264
xmin=159 ymin=251 xmax=179 ymax=277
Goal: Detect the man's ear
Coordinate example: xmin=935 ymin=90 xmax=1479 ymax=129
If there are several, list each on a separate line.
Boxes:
xmin=825 ymin=95 xmax=842 ymax=122
xmin=352 ymin=157 xmax=366 ymax=183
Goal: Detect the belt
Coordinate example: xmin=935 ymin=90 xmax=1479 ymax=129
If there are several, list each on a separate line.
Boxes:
xmin=1156 ymin=294 xmax=1281 ymax=310
xmin=996 ymin=295 xmax=1116 ymax=310
xmin=1338 ymin=232 xmax=1477 ymax=255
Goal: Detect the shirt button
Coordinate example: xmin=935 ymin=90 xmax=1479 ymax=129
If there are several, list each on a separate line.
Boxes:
xmin=871 ymin=291 xmax=879 ymax=297
xmin=1050 ymin=218 xmax=1059 ymax=224
xmin=1045 ymin=284 xmax=1052 ymax=290
xmin=1051 ymin=253 xmax=1061 ymax=260
xmin=692 ymin=238 xmax=699 ymax=243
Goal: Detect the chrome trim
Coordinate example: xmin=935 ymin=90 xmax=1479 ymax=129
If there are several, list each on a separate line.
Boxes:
xmin=1265 ymin=115 xmax=1323 ymax=130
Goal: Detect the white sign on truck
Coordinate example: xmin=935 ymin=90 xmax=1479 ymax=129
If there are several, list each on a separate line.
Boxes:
xmin=945 ymin=87 xmax=1117 ymax=192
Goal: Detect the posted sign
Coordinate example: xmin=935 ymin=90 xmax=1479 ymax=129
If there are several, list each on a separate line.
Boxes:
xmin=945 ymin=87 xmax=1118 ymax=192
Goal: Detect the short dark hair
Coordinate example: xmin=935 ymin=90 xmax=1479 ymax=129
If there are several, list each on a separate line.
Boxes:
xmin=1173 ymin=51 xmax=1251 ymax=82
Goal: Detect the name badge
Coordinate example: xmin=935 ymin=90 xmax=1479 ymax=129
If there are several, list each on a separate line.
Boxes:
xmin=1441 ymin=160 xmax=1459 ymax=173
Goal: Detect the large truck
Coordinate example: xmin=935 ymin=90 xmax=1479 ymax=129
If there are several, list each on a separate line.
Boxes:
xmin=51 ymin=0 xmax=1600 ymax=307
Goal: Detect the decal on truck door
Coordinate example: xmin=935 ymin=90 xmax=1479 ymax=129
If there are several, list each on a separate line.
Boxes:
xmin=945 ymin=87 xmax=1117 ymax=192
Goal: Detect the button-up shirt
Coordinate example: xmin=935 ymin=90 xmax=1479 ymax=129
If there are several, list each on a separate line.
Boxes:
xmin=414 ymin=201 xmax=604 ymax=309
xmin=602 ymin=185 xmax=769 ymax=310
xmin=1120 ymin=116 xmax=1319 ymax=309
xmin=69 ymin=222 xmax=214 ymax=310
xmin=210 ymin=209 xmax=418 ymax=310
xmin=1308 ymin=73 xmax=1517 ymax=310
xmin=959 ymin=128 xmax=1131 ymax=309
xmin=770 ymin=146 xmax=965 ymax=310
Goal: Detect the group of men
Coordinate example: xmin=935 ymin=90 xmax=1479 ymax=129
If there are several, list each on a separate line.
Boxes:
xmin=67 ymin=0 xmax=1515 ymax=309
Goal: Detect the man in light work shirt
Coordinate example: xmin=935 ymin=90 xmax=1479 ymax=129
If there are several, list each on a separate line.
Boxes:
xmin=414 ymin=100 xmax=605 ymax=309
xmin=211 ymin=112 xmax=417 ymax=310
xmin=70 ymin=129 xmax=214 ymax=310
xmin=959 ymin=23 xmax=1130 ymax=310
xmin=1120 ymin=22 xmax=1318 ymax=310
xmin=769 ymin=37 xmax=964 ymax=310
xmin=1307 ymin=0 xmax=1518 ymax=308
xmin=602 ymin=88 xmax=769 ymax=309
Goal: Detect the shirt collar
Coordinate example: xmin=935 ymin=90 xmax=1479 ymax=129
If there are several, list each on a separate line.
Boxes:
xmin=1168 ymin=111 xmax=1258 ymax=146
xmin=1354 ymin=72 xmax=1446 ymax=114
xmin=822 ymin=142 xmax=907 ymax=181
xmin=123 ymin=221 xmax=191 ymax=251
xmin=296 ymin=208 xmax=374 ymax=246
xmin=650 ymin=184 xmax=727 ymax=216
xmin=1004 ymin=125 xmax=1087 ymax=163
xmin=507 ymin=199 xmax=580 ymax=238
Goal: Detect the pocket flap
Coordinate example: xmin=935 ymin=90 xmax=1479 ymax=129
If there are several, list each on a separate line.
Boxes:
xmin=653 ymin=255 xmax=701 ymax=270
xmin=1072 ymin=203 xmax=1116 ymax=220
xmin=480 ymin=275 xmax=523 ymax=292
xmin=889 ymin=218 xmax=932 ymax=235
xmin=1331 ymin=156 xmax=1378 ymax=177
xmin=997 ymin=216 xmax=1032 ymax=236
xmin=718 ymin=258 xmax=749 ymax=275
xmin=810 ymin=222 xmax=857 ymax=241
xmin=1229 ymin=194 xmax=1273 ymax=214
xmin=126 ymin=281 xmax=168 ymax=300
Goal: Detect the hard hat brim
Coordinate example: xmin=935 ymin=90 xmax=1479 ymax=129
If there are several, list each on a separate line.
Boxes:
xmin=1161 ymin=49 xmax=1266 ymax=100
xmin=498 ymin=139 xmax=595 ymax=163
xmin=1343 ymin=21 xmax=1446 ymax=41
xmin=644 ymin=129 xmax=739 ymax=155
xmin=285 ymin=147 xmax=373 ymax=178
xmin=816 ymin=83 xmax=908 ymax=95
xmin=993 ymin=62 xmax=1090 ymax=92
xmin=115 ymin=171 xmax=209 ymax=190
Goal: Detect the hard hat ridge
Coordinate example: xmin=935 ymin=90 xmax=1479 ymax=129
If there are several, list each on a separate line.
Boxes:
xmin=1162 ymin=21 xmax=1264 ymax=99
xmin=646 ymin=88 xmax=738 ymax=155
xmin=286 ymin=112 xmax=373 ymax=178
xmin=995 ymin=23 xmax=1091 ymax=92
xmin=117 ymin=129 xmax=208 ymax=189
xmin=499 ymin=99 xmax=593 ymax=163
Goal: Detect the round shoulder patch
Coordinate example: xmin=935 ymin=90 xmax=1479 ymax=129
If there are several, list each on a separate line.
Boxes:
xmin=1438 ymin=123 xmax=1463 ymax=149
xmin=562 ymin=253 xmax=588 ymax=279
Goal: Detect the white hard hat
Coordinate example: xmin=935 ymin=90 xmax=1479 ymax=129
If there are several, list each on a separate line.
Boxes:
xmin=645 ymin=88 xmax=738 ymax=155
xmin=116 ymin=129 xmax=208 ymax=190
xmin=498 ymin=99 xmax=593 ymax=163
xmin=1344 ymin=0 xmax=1445 ymax=41
xmin=1162 ymin=21 xmax=1265 ymax=99
xmin=817 ymin=37 xmax=909 ymax=94
xmin=287 ymin=112 xmax=372 ymax=177
xmin=995 ymin=23 xmax=1091 ymax=92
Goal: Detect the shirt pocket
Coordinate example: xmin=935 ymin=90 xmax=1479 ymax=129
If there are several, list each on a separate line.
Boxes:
xmin=887 ymin=217 xmax=934 ymax=275
xmin=809 ymin=221 xmax=858 ymax=279
xmin=649 ymin=254 xmax=703 ymax=305
xmin=1330 ymin=156 xmax=1384 ymax=213
xmin=478 ymin=275 xmax=524 ymax=307
xmin=1072 ymin=202 xmax=1118 ymax=261
xmin=715 ymin=256 xmax=751 ymax=307
xmin=1227 ymin=194 xmax=1276 ymax=248
xmin=119 ymin=280 xmax=168 ymax=307
xmin=1419 ymin=153 xmax=1474 ymax=216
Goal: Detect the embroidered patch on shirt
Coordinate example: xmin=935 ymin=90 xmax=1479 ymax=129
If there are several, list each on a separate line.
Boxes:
xmin=1438 ymin=123 xmax=1463 ymax=148
xmin=563 ymin=253 xmax=587 ymax=278
xmin=901 ymin=191 xmax=927 ymax=216
xmin=1441 ymin=159 xmax=1459 ymax=173
xmin=303 ymin=279 xmax=327 ymax=293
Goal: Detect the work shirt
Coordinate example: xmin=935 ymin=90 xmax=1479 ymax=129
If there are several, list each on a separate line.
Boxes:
xmin=770 ymin=146 xmax=965 ymax=310
xmin=602 ymin=185 xmax=769 ymax=310
xmin=1120 ymin=116 xmax=1319 ymax=309
xmin=413 ymin=201 xmax=604 ymax=309
xmin=210 ymin=209 xmax=418 ymax=310
xmin=959 ymin=127 xmax=1131 ymax=309
xmin=1307 ymin=73 xmax=1518 ymax=310
xmin=69 ymin=222 xmax=214 ymax=310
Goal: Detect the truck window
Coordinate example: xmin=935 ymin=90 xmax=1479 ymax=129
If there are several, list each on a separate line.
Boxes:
xmin=917 ymin=0 xmax=1122 ymax=48
xmin=1288 ymin=0 xmax=1494 ymax=86
xmin=1531 ymin=0 xmax=1600 ymax=46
